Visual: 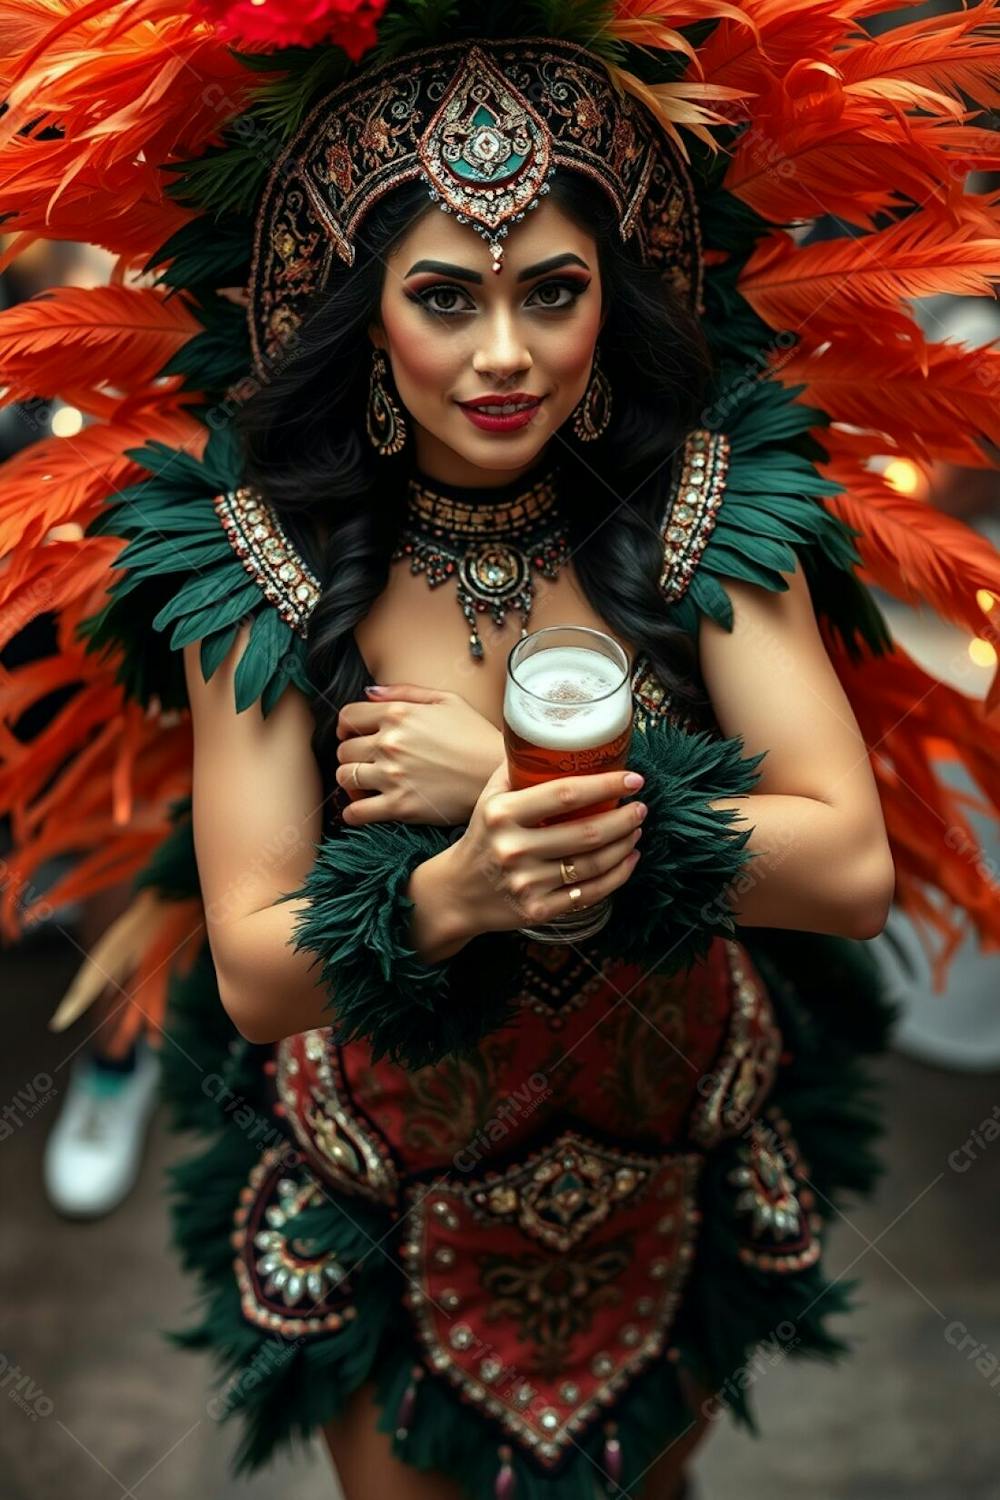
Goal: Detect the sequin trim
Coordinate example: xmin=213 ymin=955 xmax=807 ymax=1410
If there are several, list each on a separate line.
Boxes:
xmin=629 ymin=655 xmax=702 ymax=734
xmin=728 ymin=1109 xmax=824 ymax=1274
xmin=276 ymin=1030 xmax=399 ymax=1206
xmin=514 ymin=944 xmax=623 ymax=1025
xmin=403 ymin=469 xmax=562 ymax=538
xmin=658 ymin=429 xmax=731 ymax=604
xmin=214 ymin=486 xmax=322 ymax=639
xmin=688 ymin=941 xmax=783 ymax=1150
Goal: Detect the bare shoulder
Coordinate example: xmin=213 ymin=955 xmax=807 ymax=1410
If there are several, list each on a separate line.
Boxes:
xmin=696 ymin=562 xmax=871 ymax=802
xmin=182 ymin=624 xmax=316 ymax=745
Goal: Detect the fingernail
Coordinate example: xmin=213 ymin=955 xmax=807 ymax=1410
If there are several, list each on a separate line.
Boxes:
xmin=624 ymin=772 xmax=644 ymax=789
xmin=364 ymin=685 xmax=383 ymax=696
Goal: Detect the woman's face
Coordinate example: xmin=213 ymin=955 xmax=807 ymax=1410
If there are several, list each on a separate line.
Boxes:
xmin=369 ymin=194 xmax=604 ymax=488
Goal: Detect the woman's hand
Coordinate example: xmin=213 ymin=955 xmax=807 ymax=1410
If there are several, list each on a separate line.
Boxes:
xmin=443 ymin=761 xmax=648 ymax=937
xmin=334 ymin=683 xmax=505 ymax=826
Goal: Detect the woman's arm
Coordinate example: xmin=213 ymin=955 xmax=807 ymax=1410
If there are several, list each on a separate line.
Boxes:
xmin=183 ymin=625 xmax=471 ymax=1045
xmin=698 ymin=565 xmax=895 ymax=939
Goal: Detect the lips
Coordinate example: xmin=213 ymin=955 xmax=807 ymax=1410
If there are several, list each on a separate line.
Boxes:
xmin=458 ymin=397 xmax=545 ymax=433
xmin=458 ymin=394 xmax=543 ymax=413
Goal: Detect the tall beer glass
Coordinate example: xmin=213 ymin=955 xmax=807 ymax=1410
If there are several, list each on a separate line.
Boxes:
xmin=503 ymin=625 xmax=633 ymax=943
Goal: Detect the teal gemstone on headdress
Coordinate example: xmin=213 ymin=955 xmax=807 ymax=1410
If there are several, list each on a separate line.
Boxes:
xmin=451 ymin=105 xmax=526 ymax=184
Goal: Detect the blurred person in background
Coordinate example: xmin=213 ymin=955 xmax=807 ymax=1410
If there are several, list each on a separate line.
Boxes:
xmin=0 ymin=239 xmax=159 ymax=1217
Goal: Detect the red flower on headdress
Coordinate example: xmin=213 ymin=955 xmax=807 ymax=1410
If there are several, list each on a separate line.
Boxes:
xmin=192 ymin=0 xmax=388 ymax=60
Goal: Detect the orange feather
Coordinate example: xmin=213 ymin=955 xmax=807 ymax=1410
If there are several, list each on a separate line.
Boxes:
xmin=820 ymin=455 xmax=1000 ymax=712
xmin=609 ymin=0 xmax=759 ymax=72
xmin=828 ymin=638 xmax=1000 ymax=985
xmin=605 ymin=65 xmax=752 ymax=156
xmin=775 ymin=328 xmax=1000 ymax=466
xmin=836 ymin=1 xmax=1000 ymax=113
xmin=0 ymin=538 xmax=123 ymax=646
xmin=739 ymin=210 xmax=1000 ymax=334
xmin=0 ymin=149 xmax=192 ymax=271
xmin=688 ymin=0 xmax=865 ymax=97
xmin=0 ymin=401 xmax=205 ymax=553
xmin=0 ymin=0 xmax=255 ymax=270
xmin=0 ymin=284 xmax=201 ymax=407
xmin=725 ymin=94 xmax=1000 ymax=227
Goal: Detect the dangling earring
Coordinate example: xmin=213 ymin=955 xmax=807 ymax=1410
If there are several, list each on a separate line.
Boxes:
xmin=571 ymin=344 xmax=612 ymax=442
xmin=367 ymin=347 xmax=408 ymax=456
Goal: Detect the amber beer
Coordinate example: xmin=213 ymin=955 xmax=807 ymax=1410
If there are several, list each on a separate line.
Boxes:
xmin=503 ymin=627 xmax=633 ymax=941
xmin=504 ymin=651 xmax=632 ymax=821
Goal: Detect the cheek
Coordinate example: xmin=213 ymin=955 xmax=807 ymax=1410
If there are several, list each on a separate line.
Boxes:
xmin=381 ymin=303 xmax=455 ymax=398
xmin=545 ymin=302 xmax=604 ymax=401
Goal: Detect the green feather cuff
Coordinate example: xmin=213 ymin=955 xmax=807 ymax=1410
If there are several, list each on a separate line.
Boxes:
xmin=280 ymin=717 xmax=765 ymax=1069
xmin=278 ymin=821 xmax=524 ymax=1070
xmin=602 ymin=717 xmax=766 ymax=970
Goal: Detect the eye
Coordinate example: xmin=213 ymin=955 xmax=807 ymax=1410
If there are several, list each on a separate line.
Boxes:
xmin=412 ymin=283 xmax=474 ymax=316
xmin=526 ymin=278 xmax=587 ymax=310
xmin=409 ymin=278 xmax=587 ymax=318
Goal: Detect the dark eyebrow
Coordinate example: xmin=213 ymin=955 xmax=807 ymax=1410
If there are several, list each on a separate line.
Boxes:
xmin=404 ymin=252 xmax=590 ymax=284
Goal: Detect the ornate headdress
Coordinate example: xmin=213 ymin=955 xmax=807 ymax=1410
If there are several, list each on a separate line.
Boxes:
xmin=249 ymin=36 xmax=703 ymax=377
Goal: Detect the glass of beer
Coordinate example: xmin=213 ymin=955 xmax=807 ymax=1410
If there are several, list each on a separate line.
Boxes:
xmin=503 ymin=625 xmax=633 ymax=943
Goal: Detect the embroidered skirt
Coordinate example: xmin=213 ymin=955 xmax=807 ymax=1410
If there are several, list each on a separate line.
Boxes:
xmin=163 ymin=929 xmax=892 ymax=1498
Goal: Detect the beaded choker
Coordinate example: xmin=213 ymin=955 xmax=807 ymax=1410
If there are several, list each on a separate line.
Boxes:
xmin=392 ymin=463 xmax=571 ymax=661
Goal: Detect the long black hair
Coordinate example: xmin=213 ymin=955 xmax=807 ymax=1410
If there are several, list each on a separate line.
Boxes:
xmin=236 ymin=169 xmax=715 ymax=808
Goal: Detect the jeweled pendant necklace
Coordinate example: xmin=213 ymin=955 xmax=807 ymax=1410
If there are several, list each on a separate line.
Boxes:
xmin=393 ymin=461 xmax=571 ymax=661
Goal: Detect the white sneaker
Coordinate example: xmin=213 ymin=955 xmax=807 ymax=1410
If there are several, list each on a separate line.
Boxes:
xmin=43 ymin=1042 xmax=160 ymax=1218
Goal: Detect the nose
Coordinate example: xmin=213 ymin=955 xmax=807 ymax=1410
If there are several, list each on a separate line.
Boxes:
xmin=472 ymin=305 xmax=531 ymax=384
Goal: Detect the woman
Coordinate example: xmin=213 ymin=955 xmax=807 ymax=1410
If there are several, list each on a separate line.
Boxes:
xmin=3 ymin=6 xmax=999 ymax=1500
xmin=178 ymin=157 xmax=895 ymax=1497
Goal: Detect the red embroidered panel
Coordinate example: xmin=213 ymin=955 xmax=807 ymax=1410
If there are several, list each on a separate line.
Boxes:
xmin=399 ymin=1131 xmax=702 ymax=1469
xmin=339 ymin=940 xmax=737 ymax=1175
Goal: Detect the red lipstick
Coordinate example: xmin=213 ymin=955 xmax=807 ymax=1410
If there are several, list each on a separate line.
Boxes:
xmin=457 ymin=393 xmax=545 ymax=433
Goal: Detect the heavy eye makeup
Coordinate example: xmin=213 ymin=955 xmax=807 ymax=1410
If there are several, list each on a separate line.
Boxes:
xmin=405 ymin=276 xmax=591 ymax=318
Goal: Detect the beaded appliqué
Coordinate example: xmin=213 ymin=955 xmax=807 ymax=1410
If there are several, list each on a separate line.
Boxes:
xmin=399 ymin=1131 xmax=701 ymax=1469
xmin=688 ymin=942 xmax=783 ymax=1150
xmin=728 ymin=1109 xmax=823 ymax=1274
xmin=514 ymin=942 xmax=623 ymax=1026
xmin=658 ymin=429 xmax=730 ymax=603
xmin=214 ymin=486 xmax=321 ymax=639
xmin=274 ymin=1030 xmax=398 ymax=1206
xmin=629 ymin=656 xmax=703 ymax=734
xmin=231 ymin=1146 xmax=358 ymax=1336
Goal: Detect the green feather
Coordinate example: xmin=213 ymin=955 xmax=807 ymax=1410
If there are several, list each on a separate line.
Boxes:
xmin=280 ymin=714 xmax=764 ymax=1070
xmin=160 ymin=292 xmax=251 ymax=393
xmin=144 ymin=214 xmax=252 ymax=291
xmin=280 ymin=820 xmax=524 ymax=1069
xmin=78 ymin=428 xmax=313 ymax=716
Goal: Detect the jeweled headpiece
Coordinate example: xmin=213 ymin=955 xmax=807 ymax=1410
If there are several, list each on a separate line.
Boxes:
xmin=248 ymin=36 xmax=704 ymax=378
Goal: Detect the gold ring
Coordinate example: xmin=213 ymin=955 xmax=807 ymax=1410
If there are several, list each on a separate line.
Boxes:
xmin=560 ymin=859 xmax=576 ymax=885
xmin=567 ymin=885 xmax=582 ymax=908
xmin=351 ymin=762 xmax=362 ymax=791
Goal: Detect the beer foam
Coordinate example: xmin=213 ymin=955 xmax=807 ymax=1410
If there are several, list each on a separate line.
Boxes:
xmin=505 ymin=645 xmax=630 ymax=749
